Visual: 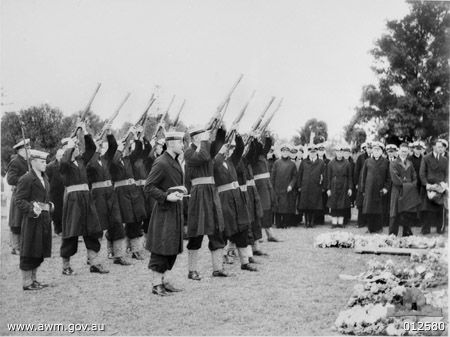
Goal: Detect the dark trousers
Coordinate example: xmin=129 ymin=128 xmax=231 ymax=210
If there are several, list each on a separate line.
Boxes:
xmin=142 ymin=218 xmax=151 ymax=234
xmin=366 ymin=214 xmax=383 ymax=233
xmin=343 ymin=208 xmax=351 ymax=224
xmin=275 ymin=213 xmax=291 ymax=228
xmin=10 ymin=226 xmax=20 ymax=235
xmin=294 ymin=213 xmax=303 ymax=225
xmin=148 ymin=253 xmax=177 ymax=273
xmin=60 ymin=236 xmax=101 ymax=258
xmin=357 ymin=207 xmax=367 ymax=227
xmin=261 ymin=209 xmax=273 ymax=228
xmin=250 ymin=219 xmax=262 ymax=243
xmin=304 ymin=210 xmax=319 ymax=227
xmin=421 ymin=210 xmax=446 ymax=234
xmin=187 ymin=233 xmax=225 ymax=251
xmin=389 ymin=213 xmax=413 ymax=236
xmin=125 ymin=222 xmax=143 ymax=239
xmin=227 ymin=230 xmax=249 ymax=248
xmin=105 ymin=222 xmax=126 ymax=242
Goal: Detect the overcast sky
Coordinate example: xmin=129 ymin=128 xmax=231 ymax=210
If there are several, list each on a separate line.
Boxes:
xmin=1 ymin=0 xmax=410 ymax=140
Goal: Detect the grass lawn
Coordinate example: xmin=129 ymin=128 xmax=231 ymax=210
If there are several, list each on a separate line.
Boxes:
xmin=0 ymin=211 xmax=442 ymax=336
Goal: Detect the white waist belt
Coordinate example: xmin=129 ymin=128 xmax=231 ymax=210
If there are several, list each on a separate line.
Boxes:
xmin=254 ymin=172 xmax=270 ymax=181
xmin=217 ymin=181 xmax=239 ymax=193
xmin=66 ymin=184 xmax=89 ymax=194
xmin=191 ymin=176 xmax=215 ymax=186
xmin=246 ymin=179 xmax=256 ymax=187
xmin=135 ymin=179 xmax=146 ymax=186
xmin=114 ymin=178 xmax=136 ymax=188
xmin=91 ymin=180 xmax=112 ymax=189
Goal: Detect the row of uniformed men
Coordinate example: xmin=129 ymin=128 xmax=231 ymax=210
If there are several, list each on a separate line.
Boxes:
xmin=7 ymin=122 xmax=280 ymax=295
xmin=267 ymin=139 xmax=448 ymax=236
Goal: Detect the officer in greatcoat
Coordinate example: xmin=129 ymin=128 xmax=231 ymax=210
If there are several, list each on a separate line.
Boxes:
xmin=419 ymin=139 xmax=448 ymax=234
xmin=297 ymin=144 xmax=325 ymax=227
xmin=354 ymin=142 xmax=371 ymax=227
xmin=388 ymin=143 xmax=420 ymax=236
xmin=342 ymin=146 xmax=354 ymax=225
xmin=184 ymin=126 xmax=225 ymax=281
xmin=408 ymin=141 xmax=425 ymax=227
xmin=59 ymin=123 xmax=107 ymax=275
xmin=317 ymin=142 xmax=330 ymax=225
xmin=326 ymin=145 xmax=353 ymax=228
xmin=360 ymin=142 xmax=391 ymax=233
xmin=15 ymin=150 xmax=53 ymax=290
xmin=7 ymin=139 xmax=31 ymax=254
xmin=271 ymin=143 xmax=297 ymax=228
xmin=145 ymin=131 xmax=186 ymax=296
xmin=384 ymin=144 xmax=398 ymax=227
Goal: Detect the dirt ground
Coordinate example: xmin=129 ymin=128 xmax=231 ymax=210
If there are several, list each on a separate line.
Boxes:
xmin=2 ymin=202 xmax=436 ymax=336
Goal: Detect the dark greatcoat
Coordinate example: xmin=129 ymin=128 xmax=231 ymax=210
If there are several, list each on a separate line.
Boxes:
xmin=45 ymin=159 xmax=64 ymax=231
xmin=347 ymin=156 xmax=356 ymax=203
xmin=326 ymin=158 xmax=353 ymax=210
xmin=60 ymin=138 xmax=102 ymax=239
xmin=236 ymin=159 xmax=253 ymax=222
xmin=361 ymin=156 xmax=391 ymax=214
xmin=354 ymin=151 xmax=369 ymax=208
xmin=15 ymin=169 xmax=52 ymax=260
xmin=419 ymin=153 xmax=448 ymax=212
xmin=271 ymin=157 xmax=297 ymax=214
xmin=132 ymin=138 xmax=153 ymax=217
xmin=106 ymin=134 xmax=147 ymax=223
xmin=297 ymin=157 xmax=325 ymax=211
xmin=389 ymin=157 xmax=419 ymax=217
xmin=7 ymin=154 xmax=28 ymax=229
xmin=408 ymin=154 xmax=423 ymax=191
xmin=184 ymin=140 xmax=224 ymax=237
xmin=248 ymin=137 xmax=276 ymax=211
xmin=212 ymin=130 xmax=250 ymax=237
xmin=242 ymin=139 xmax=263 ymax=240
xmin=244 ymin=162 xmax=263 ymax=241
xmin=85 ymin=135 xmax=124 ymax=239
xmin=144 ymin=151 xmax=184 ymax=255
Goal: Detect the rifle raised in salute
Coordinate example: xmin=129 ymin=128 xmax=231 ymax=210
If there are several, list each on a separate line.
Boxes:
xmin=171 ymin=99 xmax=186 ymax=129
xmin=96 ymin=92 xmax=131 ymax=140
xmin=151 ymin=94 xmax=175 ymax=139
xmin=71 ymin=83 xmax=102 ymax=137
xmin=205 ymin=74 xmax=243 ymax=132
xmin=243 ymin=96 xmax=275 ymax=145
xmin=257 ymin=97 xmax=283 ymax=136
xmin=121 ymin=94 xmax=157 ymax=153
xmin=225 ymin=90 xmax=256 ymax=143
xmin=17 ymin=115 xmax=31 ymax=171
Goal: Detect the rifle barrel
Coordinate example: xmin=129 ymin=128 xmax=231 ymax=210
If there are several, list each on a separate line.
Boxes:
xmin=173 ymin=99 xmax=186 ymax=127
xmin=165 ymin=95 xmax=176 ymax=115
xmin=82 ymin=83 xmax=102 ymax=118
xmin=216 ymin=74 xmax=243 ymax=114
xmin=18 ymin=116 xmax=31 ymax=171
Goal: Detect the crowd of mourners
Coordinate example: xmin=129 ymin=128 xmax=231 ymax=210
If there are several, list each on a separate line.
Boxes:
xmin=268 ymin=139 xmax=448 ymax=237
